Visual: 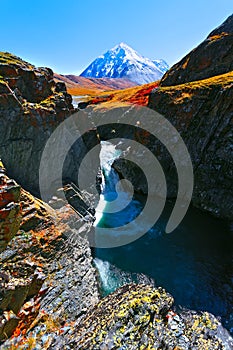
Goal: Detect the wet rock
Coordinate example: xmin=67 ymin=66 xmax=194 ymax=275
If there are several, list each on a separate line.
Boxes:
xmin=63 ymin=183 xmax=95 ymax=220
xmin=78 ymin=101 xmax=91 ymax=109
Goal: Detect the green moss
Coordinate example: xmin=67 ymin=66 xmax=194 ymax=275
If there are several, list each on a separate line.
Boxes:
xmin=0 ymin=52 xmax=34 ymax=69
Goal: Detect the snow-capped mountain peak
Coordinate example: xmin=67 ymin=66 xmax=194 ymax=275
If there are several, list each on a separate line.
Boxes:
xmin=80 ymin=43 xmax=169 ymax=85
xmin=110 ymin=42 xmax=152 ymax=64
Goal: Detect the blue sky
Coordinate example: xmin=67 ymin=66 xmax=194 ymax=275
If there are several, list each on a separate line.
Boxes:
xmin=1 ymin=0 xmax=232 ymax=74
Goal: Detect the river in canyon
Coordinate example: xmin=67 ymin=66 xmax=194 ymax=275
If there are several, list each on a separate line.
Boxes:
xmin=93 ymin=141 xmax=233 ymax=335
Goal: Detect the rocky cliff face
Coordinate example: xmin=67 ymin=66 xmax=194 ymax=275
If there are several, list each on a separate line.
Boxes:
xmin=0 ymin=160 xmax=21 ymax=253
xmin=0 ymin=53 xmax=101 ymax=345
xmin=160 ymin=14 xmax=233 ymax=86
xmin=114 ymin=76 xmax=233 ymax=219
xmin=148 ymin=72 xmax=233 ymax=219
xmin=148 ymin=15 xmax=233 ymax=219
xmin=0 ymin=52 xmax=99 ymax=197
xmin=0 ymin=161 xmax=99 ymax=343
xmin=113 ymin=16 xmax=233 ymax=221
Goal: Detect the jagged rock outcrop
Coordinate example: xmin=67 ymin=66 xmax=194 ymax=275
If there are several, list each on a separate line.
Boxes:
xmin=160 ymin=14 xmax=233 ymax=86
xmin=61 ymin=284 xmax=233 ymax=350
xmin=0 ymin=53 xmax=54 ymax=103
xmin=0 ymin=162 xmax=99 ymax=343
xmin=0 ymin=52 xmax=99 ymax=197
xmin=4 ymin=284 xmax=233 ymax=349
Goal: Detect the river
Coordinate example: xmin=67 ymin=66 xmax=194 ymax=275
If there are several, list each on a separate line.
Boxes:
xmin=93 ymin=141 xmax=233 ymax=335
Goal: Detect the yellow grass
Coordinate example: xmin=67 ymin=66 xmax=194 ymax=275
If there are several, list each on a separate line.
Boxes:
xmin=159 ymin=71 xmax=233 ymax=92
xmin=67 ymin=86 xmax=103 ymax=96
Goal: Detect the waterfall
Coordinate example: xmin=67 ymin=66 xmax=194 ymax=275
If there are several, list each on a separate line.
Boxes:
xmin=94 ymin=140 xmax=146 ymax=293
xmin=94 ymin=141 xmax=121 ymax=226
xmin=94 ymin=141 xmax=142 ymax=231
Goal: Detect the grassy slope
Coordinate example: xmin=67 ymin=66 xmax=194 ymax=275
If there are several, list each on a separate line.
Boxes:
xmin=71 ymin=70 xmax=232 ymax=111
xmin=80 ymin=81 xmax=160 ymax=109
xmin=158 ymin=71 xmax=233 ymax=92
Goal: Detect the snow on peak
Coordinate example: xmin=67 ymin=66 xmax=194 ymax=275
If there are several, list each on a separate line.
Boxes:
xmin=80 ymin=43 xmax=169 ymax=85
xmin=111 ymin=42 xmax=136 ymax=53
xmin=109 ymin=42 xmax=151 ymax=63
xmin=114 ymin=42 xmax=132 ymax=50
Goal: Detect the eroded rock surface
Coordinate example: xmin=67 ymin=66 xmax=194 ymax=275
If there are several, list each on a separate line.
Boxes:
xmin=4 ymin=284 xmax=232 ymax=350
xmin=0 ymin=52 xmax=99 ymax=197
xmin=0 ymin=162 xmax=99 ymax=344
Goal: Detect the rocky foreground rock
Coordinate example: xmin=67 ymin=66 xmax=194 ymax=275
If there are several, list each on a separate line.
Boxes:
xmin=0 ymin=161 xmax=99 ymax=345
xmin=48 ymin=284 xmax=233 ymax=350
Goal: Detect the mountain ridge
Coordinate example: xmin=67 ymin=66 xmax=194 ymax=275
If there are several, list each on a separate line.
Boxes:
xmin=54 ymin=73 xmax=136 ymax=96
xmin=80 ymin=42 xmax=169 ymax=85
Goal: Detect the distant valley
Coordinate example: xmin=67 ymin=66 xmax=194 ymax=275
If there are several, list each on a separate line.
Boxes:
xmin=54 ymin=43 xmax=169 ymax=95
xmin=54 ymin=73 xmax=136 ymax=96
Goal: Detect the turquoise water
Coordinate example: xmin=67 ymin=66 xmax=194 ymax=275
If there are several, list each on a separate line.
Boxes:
xmin=94 ymin=142 xmax=233 ymax=334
